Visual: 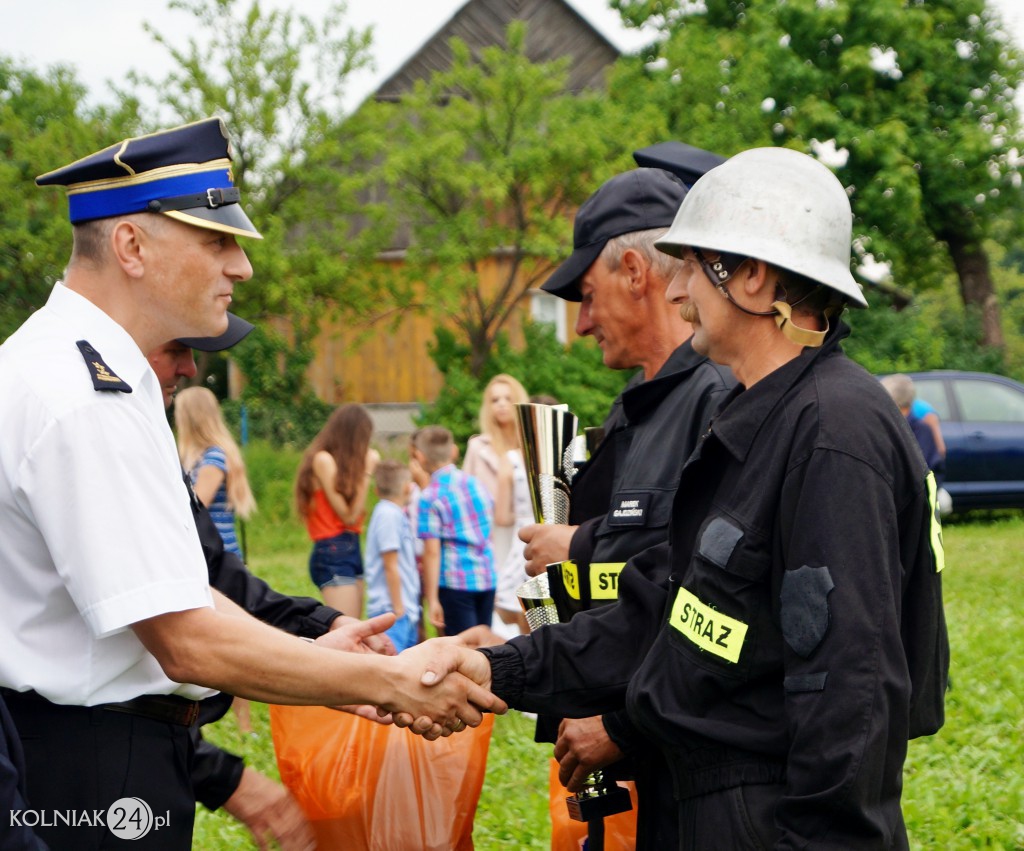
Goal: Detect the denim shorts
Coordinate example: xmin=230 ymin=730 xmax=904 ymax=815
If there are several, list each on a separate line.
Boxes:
xmin=308 ymin=532 xmax=363 ymax=589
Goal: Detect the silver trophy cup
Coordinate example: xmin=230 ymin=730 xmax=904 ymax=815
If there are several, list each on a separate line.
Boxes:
xmin=513 ymin=403 xmax=631 ymax=826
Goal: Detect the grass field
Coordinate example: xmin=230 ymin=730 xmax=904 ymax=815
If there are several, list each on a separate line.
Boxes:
xmin=194 ymin=509 xmax=1024 ymax=849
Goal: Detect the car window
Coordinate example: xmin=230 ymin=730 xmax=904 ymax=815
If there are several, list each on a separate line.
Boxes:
xmin=952 ymin=379 xmax=1024 ymax=423
xmin=912 ymin=379 xmax=952 ymax=419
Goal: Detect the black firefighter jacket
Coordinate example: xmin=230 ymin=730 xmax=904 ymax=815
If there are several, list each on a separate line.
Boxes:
xmin=485 ymin=322 xmax=949 ymax=849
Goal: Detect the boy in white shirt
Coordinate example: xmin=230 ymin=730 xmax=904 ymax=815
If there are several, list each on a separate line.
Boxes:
xmin=365 ymin=461 xmax=422 ymax=652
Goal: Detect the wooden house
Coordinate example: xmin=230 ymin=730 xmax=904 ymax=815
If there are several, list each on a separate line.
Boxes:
xmin=300 ymin=0 xmax=620 ymax=414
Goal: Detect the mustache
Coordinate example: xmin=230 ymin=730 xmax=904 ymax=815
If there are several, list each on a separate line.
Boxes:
xmin=679 ymin=302 xmax=700 ymax=324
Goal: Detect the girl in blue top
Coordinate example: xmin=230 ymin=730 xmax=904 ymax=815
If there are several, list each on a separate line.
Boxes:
xmin=174 ymin=386 xmax=257 ymax=557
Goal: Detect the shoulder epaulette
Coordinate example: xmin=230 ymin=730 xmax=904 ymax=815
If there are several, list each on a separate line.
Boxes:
xmin=75 ymin=340 xmax=132 ymax=393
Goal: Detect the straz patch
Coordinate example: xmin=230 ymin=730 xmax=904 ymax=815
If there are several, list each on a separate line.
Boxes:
xmin=608 ymin=493 xmax=651 ymax=527
xmin=590 ymin=563 xmax=625 ymax=600
xmin=670 ymin=586 xmax=748 ymax=664
xmin=558 ymin=561 xmax=625 ymax=601
xmin=925 ymin=472 xmax=946 ymax=573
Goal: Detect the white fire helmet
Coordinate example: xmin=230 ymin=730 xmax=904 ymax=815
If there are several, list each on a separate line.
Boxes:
xmin=655 ymin=147 xmax=868 ymax=308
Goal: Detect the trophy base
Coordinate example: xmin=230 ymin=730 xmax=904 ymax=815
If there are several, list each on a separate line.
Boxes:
xmin=565 ymin=784 xmax=633 ymax=822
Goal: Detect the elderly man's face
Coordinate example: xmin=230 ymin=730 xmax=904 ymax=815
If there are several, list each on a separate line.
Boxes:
xmin=575 ymin=256 xmax=647 ymax=371
xmin=148 ymin=341 xmax=198 ymax=409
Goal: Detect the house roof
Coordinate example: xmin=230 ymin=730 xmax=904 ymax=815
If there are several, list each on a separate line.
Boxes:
xmin=373 ymin=0 xmax=621 ymax=101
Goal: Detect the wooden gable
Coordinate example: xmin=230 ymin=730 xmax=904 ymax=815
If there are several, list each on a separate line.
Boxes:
xmin=374 ymin=0 xmax=620 ymax=100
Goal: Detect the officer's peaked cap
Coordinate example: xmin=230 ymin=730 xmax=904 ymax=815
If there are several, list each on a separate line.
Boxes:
xmin=36 ymin=117 xmax=261 ymax=239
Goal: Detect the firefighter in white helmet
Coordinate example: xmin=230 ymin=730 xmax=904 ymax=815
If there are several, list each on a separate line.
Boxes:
xmin=418 ymin=147 xmax=950 ymax=849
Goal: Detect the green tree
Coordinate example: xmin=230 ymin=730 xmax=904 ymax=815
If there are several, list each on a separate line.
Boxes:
xmin=0 ymin=60 xmax=139 ymax=340
xmin=611 ymin=0 xmax=1024 ymax=349
xmin=346 ymin=23 xmax=661 ymax=377
xmin=122 ymin=0 xmax=378 ymax=400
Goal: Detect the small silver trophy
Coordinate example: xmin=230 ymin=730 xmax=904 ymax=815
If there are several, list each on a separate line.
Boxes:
xmin=513 ymin=403 xmax=632 ymax=826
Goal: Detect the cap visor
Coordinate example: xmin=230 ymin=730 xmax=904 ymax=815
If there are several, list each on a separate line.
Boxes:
xmin=177 ymin=312 xmax=255 ymax=352
xmin=164 ymin=204 xmax=263 ymax=239
xmin=541 ymin=242 xmax=605 ymax=302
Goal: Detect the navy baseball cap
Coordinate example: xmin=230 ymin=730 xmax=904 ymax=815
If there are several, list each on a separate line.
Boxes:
xmin=36 ymin=117 xmax=261 ymax=239
xmin=632 ymin=141 xmax=727 ymax=187
xmin=177 ymin=312 xmax=255 ymax=352
xmin=542 ymin=168 xmax=688 ymax=302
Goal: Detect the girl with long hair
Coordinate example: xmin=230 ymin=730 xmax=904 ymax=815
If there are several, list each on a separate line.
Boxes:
xmin=462 ymin=373 xmax=531 ymax=635
xmin=295 ymin=404 xmax=379 ymax=616
xmin=174 ymin=385 xmax=258 ymax=732
xmin=174 ymin=386 xmax=256 ymax=557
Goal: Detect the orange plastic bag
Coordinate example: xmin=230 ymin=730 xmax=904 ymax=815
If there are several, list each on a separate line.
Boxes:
xmin=547 ymin=758 xmax=638 ymax=851
xmin=270 ymin=705 xmax=494 ymax=851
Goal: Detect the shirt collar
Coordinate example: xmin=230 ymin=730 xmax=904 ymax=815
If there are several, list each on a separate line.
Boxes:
xmin=621 ymin=339 xmax=708 ymax=421
xmin=710 ymin=321 xmax=851 ymax=462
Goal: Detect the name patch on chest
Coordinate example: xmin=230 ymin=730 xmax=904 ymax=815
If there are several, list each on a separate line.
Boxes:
xmin=608 ymin=493 xmax=651 ymax=526
xmin=669 ymin=586 xmax=748 ymax=664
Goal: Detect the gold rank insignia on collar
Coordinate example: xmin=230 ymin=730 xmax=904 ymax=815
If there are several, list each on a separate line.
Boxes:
xmin=75 ymin=340 xmax=132 ymax=393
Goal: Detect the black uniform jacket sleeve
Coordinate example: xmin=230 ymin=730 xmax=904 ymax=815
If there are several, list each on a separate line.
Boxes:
xmin=191 ymin=730 xmax=245 ymax=811
xmin=186 ymin=471 xmax=342 ymax=810
xmin=187 ymin=472 xmax=341 ymax=637
xmin=482 ymin=541 xmax=671 ymax=717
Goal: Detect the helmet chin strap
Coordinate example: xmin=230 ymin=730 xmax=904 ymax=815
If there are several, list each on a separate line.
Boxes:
xmin=772 ymin=300 xmax=827 ymax=348
xmin=695 ymin=247 xmax=827 ymax=348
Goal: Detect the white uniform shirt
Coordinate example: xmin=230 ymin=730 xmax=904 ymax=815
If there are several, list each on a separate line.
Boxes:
xmin=0 ymin=283 xmax=215 ymax=705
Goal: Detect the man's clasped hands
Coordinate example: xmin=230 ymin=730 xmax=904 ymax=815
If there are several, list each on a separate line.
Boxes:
xmin=317 ymin=613 xmax=504 ymax=738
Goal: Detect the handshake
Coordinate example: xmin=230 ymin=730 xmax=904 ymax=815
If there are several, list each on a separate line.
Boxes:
xmin=315 ymin=614 xmax=505 ymax=739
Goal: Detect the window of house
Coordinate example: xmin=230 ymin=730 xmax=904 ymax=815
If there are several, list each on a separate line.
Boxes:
xmin=530 ymin=290 xmax=567 ymax=344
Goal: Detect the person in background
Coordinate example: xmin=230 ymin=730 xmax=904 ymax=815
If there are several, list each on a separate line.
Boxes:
xmin=407 ymin=429 xmax=430 ymax=643
xmin=295 ymin=404 xmax=380 ymax=616
xmin=174 ymin=383 xmax=258 ymax=733
xmin=174 ymin=385 xmax=256 ymax=558
xmin=912 ymin=390 xmax=947 ymax=467
xmin=151 ymin=322 xmax=320 ymax=851
xmin=462 ymin=374 xmax=531 ymax=635
xmin=364 ymin=460 xmax=422 ymax=653
xmin=415 ymin=426 xmax=496 ymax=636
xmin=881 ymin=373 xmax=952 ymax=515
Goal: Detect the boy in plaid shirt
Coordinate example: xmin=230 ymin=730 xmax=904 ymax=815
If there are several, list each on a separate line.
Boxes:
xmin=413 ymin=426 xmax=496 ymax=636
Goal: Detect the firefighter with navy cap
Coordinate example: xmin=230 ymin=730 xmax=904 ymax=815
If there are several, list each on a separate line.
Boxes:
xmin=419 ymin=146 xmax=950 ymax=849
xmin=0 ymin=118 xmax=505 ymax=851
xmin=518 ymin=161 xmax=734 ymax=850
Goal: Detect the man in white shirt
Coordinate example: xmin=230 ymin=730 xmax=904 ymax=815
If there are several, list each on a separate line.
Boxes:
xmin=0 ymin=118 xmax=502 ymax=850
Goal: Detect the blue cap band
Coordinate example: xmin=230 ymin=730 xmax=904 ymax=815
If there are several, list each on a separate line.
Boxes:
xmin=67 ymin=166 xmax=234 ymax=223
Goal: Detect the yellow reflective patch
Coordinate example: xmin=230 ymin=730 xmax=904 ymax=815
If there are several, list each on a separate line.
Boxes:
xmin=669 ymin=586 xmax=748 ymax=664
xmin=925 ymin=472 xmax=946 ymax=574
xmin=590 ymin=563 xmax=626 ymax=600
xmin=560 ymin=561 xmax=581 ymax=600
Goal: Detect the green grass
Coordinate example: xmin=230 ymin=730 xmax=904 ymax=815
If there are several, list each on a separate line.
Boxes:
xmin=197 ymin=471 xmax=1024 ymax=848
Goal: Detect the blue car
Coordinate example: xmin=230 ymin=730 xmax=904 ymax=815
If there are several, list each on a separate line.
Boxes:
xmin=905 ymin=370 xmax=1024 ymax=512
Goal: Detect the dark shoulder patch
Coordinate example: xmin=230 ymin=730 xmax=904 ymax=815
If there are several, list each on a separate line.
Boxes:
xmin=75 ymin=340 xmax=132 ymax=393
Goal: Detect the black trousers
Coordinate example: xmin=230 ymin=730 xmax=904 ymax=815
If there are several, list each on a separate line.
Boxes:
xmin=4 ymin=693 xmax=195 ymax=850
